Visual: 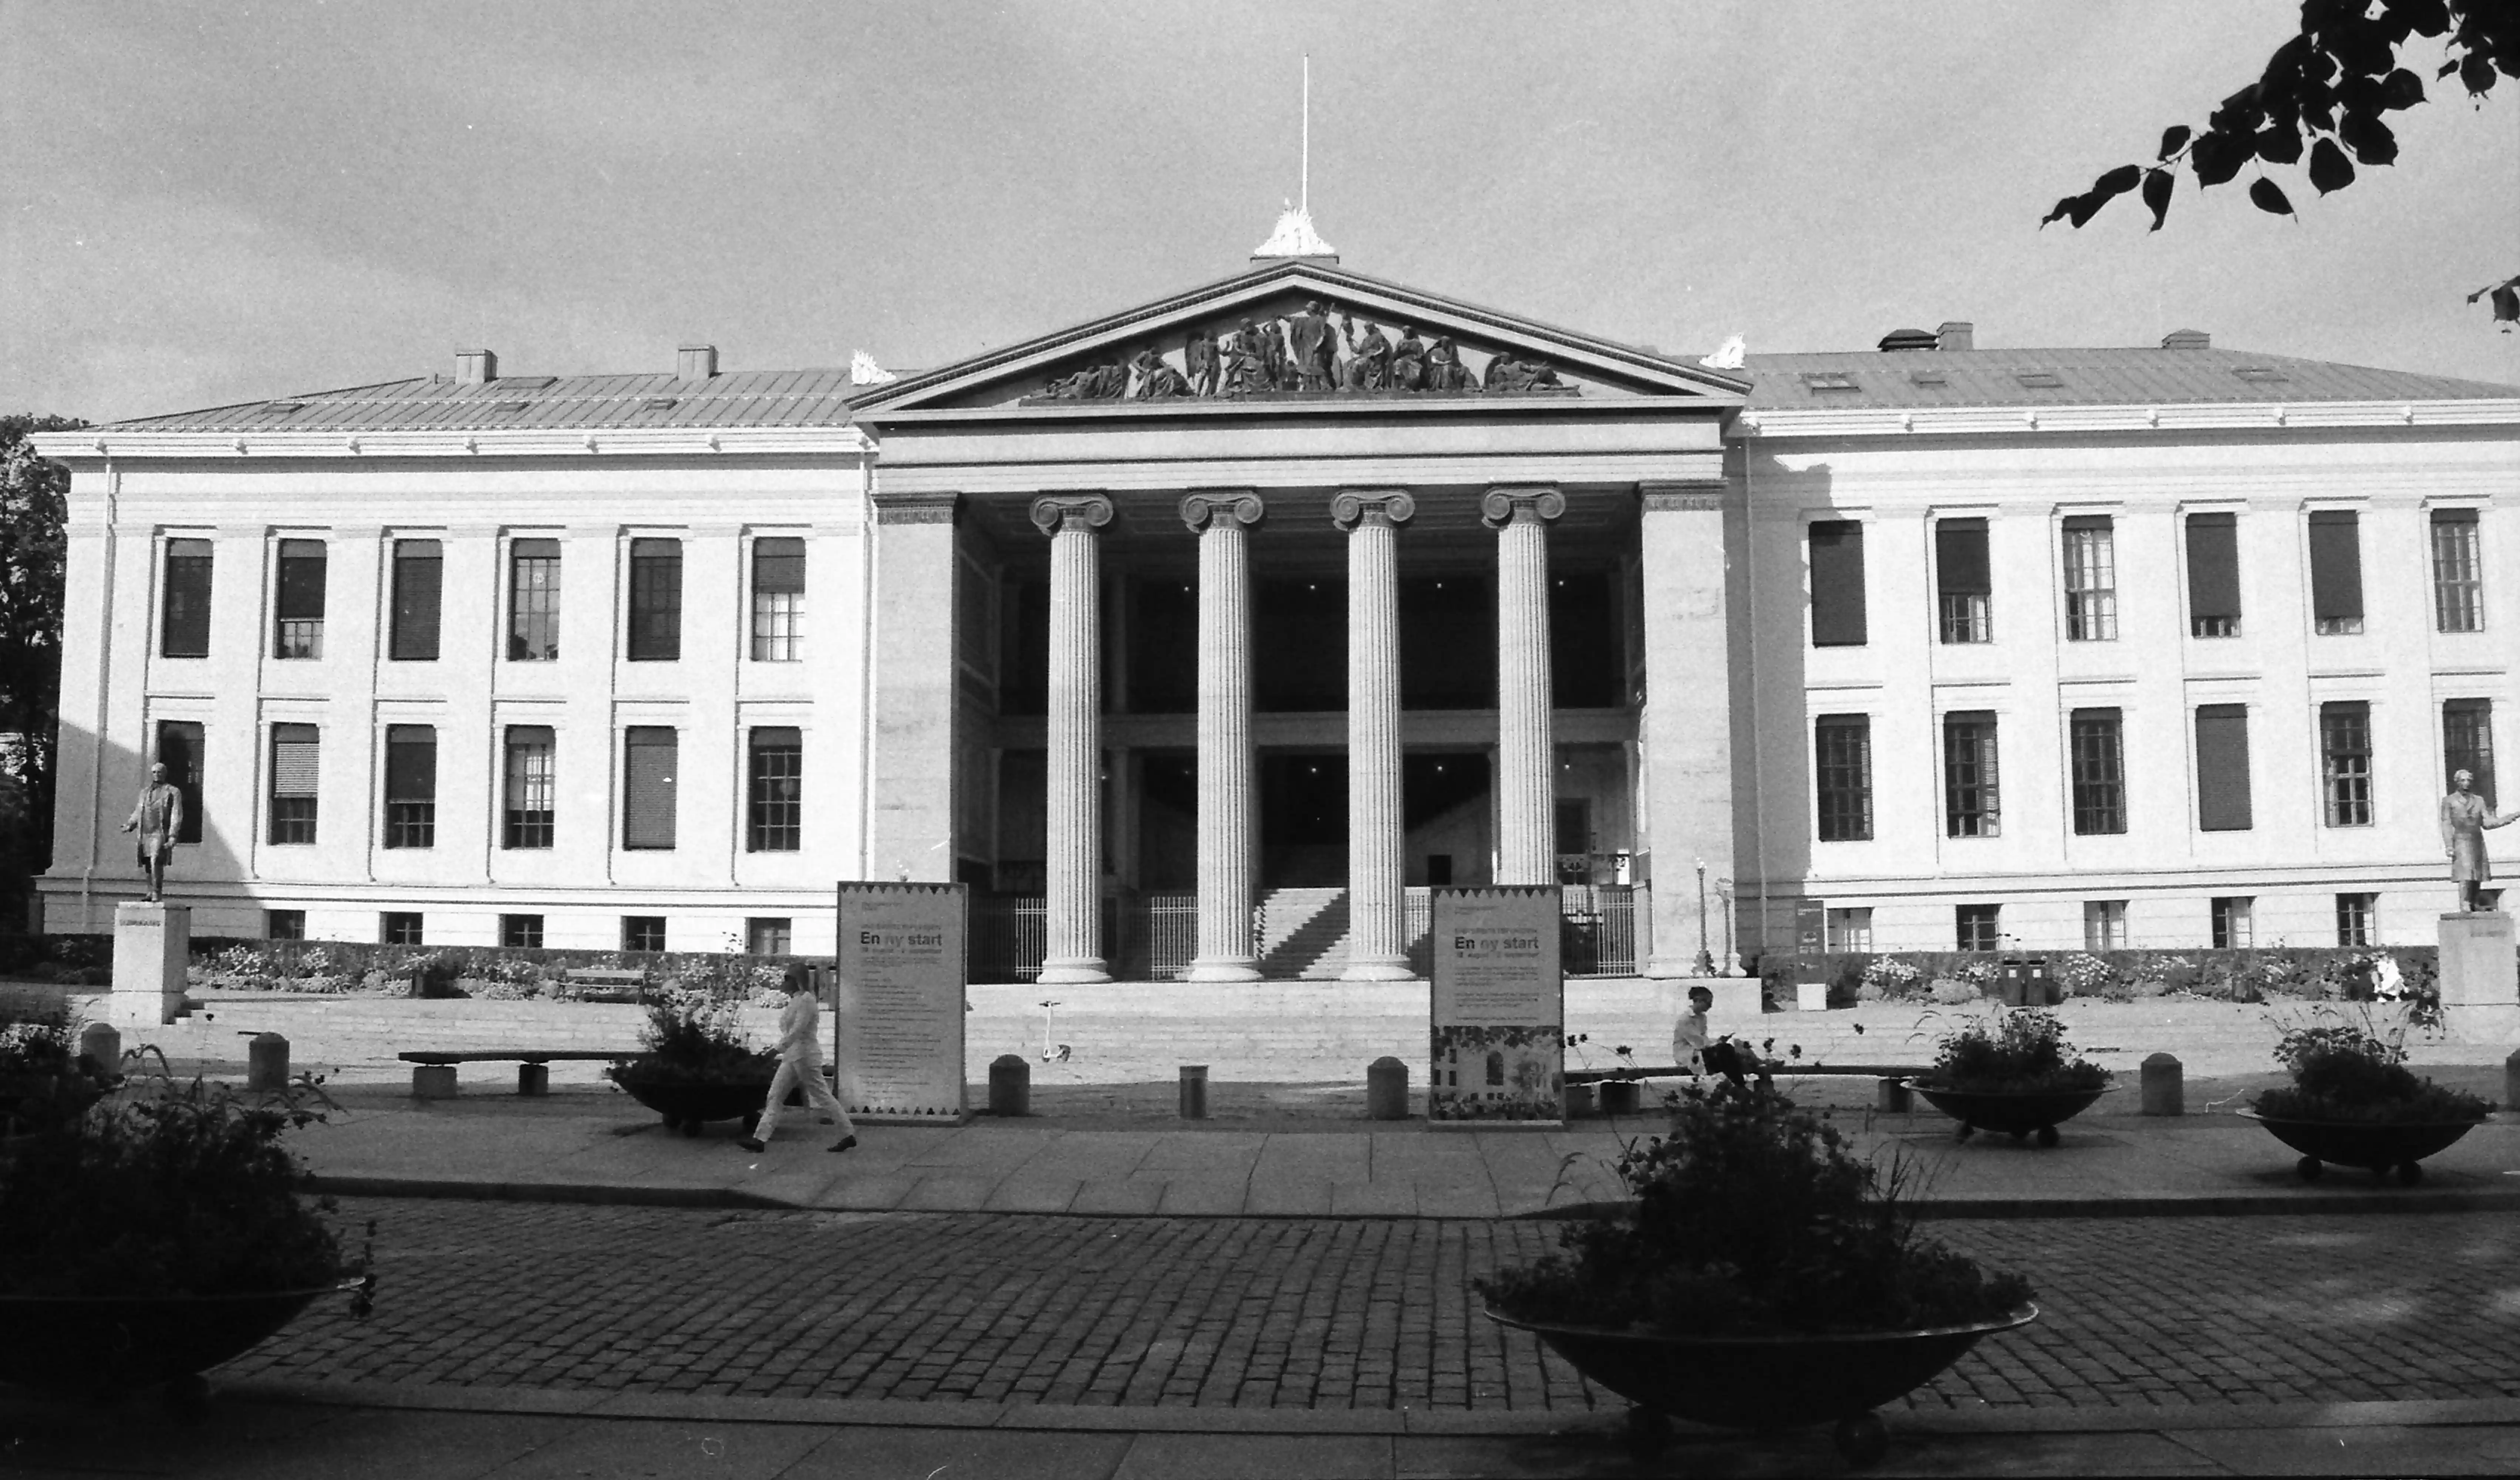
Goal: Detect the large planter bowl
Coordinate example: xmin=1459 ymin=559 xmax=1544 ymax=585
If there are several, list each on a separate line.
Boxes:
xmin=613 ymin=1071 xmax=774 ymax=1137
xmin=2235 ymin=1108 xmax=2483 ymax=1186
xmin=1487 ymin=1304 xmax=2036 ymax=1466
xmin=0 ymin=1281 xmax=361 ymax=1395
xmin=1905 ymin=1079 xmax=2113 ymax=1147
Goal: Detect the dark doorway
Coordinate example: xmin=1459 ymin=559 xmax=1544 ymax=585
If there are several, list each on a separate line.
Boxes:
xmin=1138 ymin=751 xmax=1197 ymax=890
xmin=1551 ymin=570 xmax=1624 ymax=707
xmin=1405 ymin=751 xmax=1490 ymax=887
xmin=1127 ymin=579 xmax=1197 ymax=713
xmin=1400 ymin=576 xmax=1495 ymax=709
xmin=999 ymin=578 xmax=1049 ymax=716
xmin=1261 ymin=752 xmax=1346 ymax=886
xmin=1255 ymin=579 xmax=1346 ymax=710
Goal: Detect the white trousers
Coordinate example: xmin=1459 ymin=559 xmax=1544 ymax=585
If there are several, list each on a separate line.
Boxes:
xmin=754 ymin=1057 xmax=853 ymax=1142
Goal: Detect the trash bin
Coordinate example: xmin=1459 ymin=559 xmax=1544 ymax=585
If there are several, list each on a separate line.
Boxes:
xmin=2027 ymin=957 xmax=2059 ymax=1006
xmin=1997 ymin=958 xmax=2055 ymax=1007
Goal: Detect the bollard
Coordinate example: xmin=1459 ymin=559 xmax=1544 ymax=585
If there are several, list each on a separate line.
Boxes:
xmin=2141 ymin=1052 xmax=2184 ymax=1116
xmin=989 ymin=1054 xmax=1032 ymax=1118
xmin=2506 ymin=1049 xmax=2520 ymax=1115
xmin=78 ymin=1021 xmax=121 ymax=1073
xmin=1366 ymin=1056 xmax=1410 ymax=1121
xmin=1562 ymin=1082 xmax=1597 ymax=1119
xmin=1178 ymin=1064 xmax=1209 ymax=1120
xmin=246 ymin=1031 xmax=290 ymax=1092
xmin=1875 ymin=1076 xmax=1912 ymax=1113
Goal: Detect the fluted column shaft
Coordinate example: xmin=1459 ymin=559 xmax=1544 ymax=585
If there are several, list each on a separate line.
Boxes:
xmin=1033 ymin=494 xmax=1114 ymax=984
xmin=1335 ymin=491 xmax=1416 ymax=981
xmin=1182 ymin=491 xmax=1263 ymax=982
xmin=1487 ymin=487 xmax=1565 ymax=885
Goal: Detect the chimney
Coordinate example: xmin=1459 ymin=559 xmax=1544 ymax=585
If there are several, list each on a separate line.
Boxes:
xmin=677 ymin=344 xmax=718 ymax=380
xmin=1936 ymin=321 xmax=1974 ymax=352
xmin=2162 ymin=329 xmax=2210 ymax=351
xmin=455 ymin=349 xmax=498 ymax=384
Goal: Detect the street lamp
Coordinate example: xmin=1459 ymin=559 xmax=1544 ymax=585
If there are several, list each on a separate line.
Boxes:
xmin=1716 ymin=877 xmax=1742 ymax=977
xmin=1692 ymin=858 xmax=1715 ymax=976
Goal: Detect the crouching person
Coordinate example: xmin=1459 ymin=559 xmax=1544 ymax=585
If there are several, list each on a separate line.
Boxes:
xmin=739 ymin=964 xmax=858 ymax=1154
xmin=1671 ymin=984 xmax=1772 ymax=1091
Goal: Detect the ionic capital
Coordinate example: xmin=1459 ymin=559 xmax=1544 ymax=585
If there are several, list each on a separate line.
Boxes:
xmin=1480 ymin=486 xmax=1566 ymax=529
xmin=1330 ymin=490 xmax=1416 ymax=531
xmin=1180 ymin=490 xmax=1265 ymax=533
xmin=1030 ymin=493 xmax=1115 ymax=536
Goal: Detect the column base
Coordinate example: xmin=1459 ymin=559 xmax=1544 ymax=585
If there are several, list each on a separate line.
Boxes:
xmin=1341 ymin=955 xmax=1417 ymax=983
xmin=1641 ymin=956 xmax=1703 ymax=980
xmin=1037 ymin=959 xmax=1112 ymax=986
xmin=1183 ymin=957 xmax=1263 ymax=983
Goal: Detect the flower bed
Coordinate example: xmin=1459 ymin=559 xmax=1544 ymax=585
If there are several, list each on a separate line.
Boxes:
xmin=1917 ymin=1008 xmax=2109 ymax=1095
xmin=1759 ymin=946 xmax=2442 ymax=1014
xmin=2251 ymin=1013 xmax=2493 ymax=1126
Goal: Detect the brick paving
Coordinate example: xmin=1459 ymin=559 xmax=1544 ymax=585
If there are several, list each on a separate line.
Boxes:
xmin=221 ymin=1201 xmax=2520 ymax=1414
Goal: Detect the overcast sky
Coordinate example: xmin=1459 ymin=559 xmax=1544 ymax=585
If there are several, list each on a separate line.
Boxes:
xmin=6 ymin=0 xmax=2516 ymax=422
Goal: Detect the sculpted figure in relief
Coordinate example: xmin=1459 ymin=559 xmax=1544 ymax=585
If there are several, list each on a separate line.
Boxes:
xmin=1184 ymin=330 xmax=1220 ymax=396
xmin=1424 ymin=336 xmax=1473 ymax=392
xmin=1341 ymin=315 xmax=1391 ymax=390
xmin=1389 ymin=325 xmax=1427 ymax=391
xmin=1130 ymin=347 xmax=1192 ymax=399
xmin=1284 ymin=300 xmax=1338 ymax=391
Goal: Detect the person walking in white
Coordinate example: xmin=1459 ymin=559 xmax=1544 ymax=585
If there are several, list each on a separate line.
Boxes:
xmin=738 ymin=964 xmax=856 ymax=1154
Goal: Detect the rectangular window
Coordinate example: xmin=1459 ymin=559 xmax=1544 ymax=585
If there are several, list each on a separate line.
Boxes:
xmin=273 ymin=538 xmax=327 ymax=659
xmin=2061 ymin=516 xmax=2118 ymax=641
xmin=2084 ymin=900 xmax=2128 ymax=951
xmin=2069 ymin=708 xmax=2126 ymax=835
xmin=1942 ymin=711 xmax=2000 ymax=838
xmin=507 ymin=538 xmax=560 ymax=661
xmin=499 ymin=913 xmax=544 ymax=949
xmin=380 ymin=912 xmax=424 ymax=946
xmin=1934 ymin=517 xmax=1992 ymax=643
xmin=751 ymin=537 xmax=806 ymax=662
xmin=2432 ymin=509 xmax=2483 ymax=633
xmin=2186 ymin=511 xmax=2241 ymax=638
xmin=389 ymin=539 xmax=443 ymax=661
xmin=2211 ymin=896 xmax=2253 ymax=950
xmin=502 ymin=726 xmax=555 ymax=848
xmin=1813 ymin=714 xmax=1873 ymax=841
xmin=2321 ymin=700 xmax=2373 ymax=827
xmin=622 ymin=727 xmax=678 ymax=850
xmin=2195 ymin=704 xmax=2253 ymax=832
xmin=265 ymin=909 xmax=305 ymax=941
xmin=1956 ymin=903 xmax=2001 ymax=952
xmin=160 ymin=539 xmax=213 ymax=658
xmin=2445 ymin=698 xmax=2496 ymax=804
xmin=382 ymin=724 xmax=437 ymax=849
xmin=268 ymin=723 xmax=319 ymax=844
xmin=152 ymin=720 xmax=205 ymax=845
xmin=2307 ymin=510 xmax=2365 ymax=635
xmin=747 ymin=726 xmax=803 ymax=852
xmin=622 ymin=916 xmax=667 ymax=953
xmin=2335 ymin=892 xmax=2375 ymax=947
xmin=1807 ymin=521 xmax=1868 ymax=648
xmin=626 ymin=537 xmax=683 ymax=662
xmin=746 ymin=917 xmax=793 ymax=955
xmin=1826 ymin=906 xmax=1873 ymax=953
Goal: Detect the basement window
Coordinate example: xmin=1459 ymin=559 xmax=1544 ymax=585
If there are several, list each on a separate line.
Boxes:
xmin=2014 ymin=372 xmax=2066 ymax=390
xmin=1801 ymin=372 xmax=1859 ymax=392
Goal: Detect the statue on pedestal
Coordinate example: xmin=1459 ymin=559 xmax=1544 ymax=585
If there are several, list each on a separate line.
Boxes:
xmin=121 ymin=762 xmax=183 ymax=903
xmin=2439 ymin=768 xmax=2517 ymax=912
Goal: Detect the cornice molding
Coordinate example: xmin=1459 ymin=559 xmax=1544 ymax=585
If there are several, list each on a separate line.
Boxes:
xmin=25 ymin=426 xmax=877 ymax=463
xmin=871 ymin=491 xmax=960 ymax=527
xmin=1733 ymin=399 xmax=2520 ymax=440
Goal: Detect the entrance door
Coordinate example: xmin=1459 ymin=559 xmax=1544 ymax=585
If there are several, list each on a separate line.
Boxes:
xmin=1259 ymin=752 xmax=1345 ymax=887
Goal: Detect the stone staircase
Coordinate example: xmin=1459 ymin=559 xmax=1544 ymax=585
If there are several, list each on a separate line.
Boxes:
xmin=1256 ymin=888 xmax=1352 ymax=979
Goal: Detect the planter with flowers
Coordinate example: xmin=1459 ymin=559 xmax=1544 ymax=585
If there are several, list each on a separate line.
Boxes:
xmin=604 ymin=988 xmax=779 ymax=1137
xmin=2241 ymin=1012 xmax=2494 ymax=1185
xmin=1905 ymin=1008 xmax=2114 ymax=1147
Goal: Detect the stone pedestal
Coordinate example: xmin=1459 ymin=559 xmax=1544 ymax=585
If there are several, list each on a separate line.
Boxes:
xmin=110 ymin=902 xmax=189 ymax=1027
xmin=2438 ymin=911 xmax=2519 ymax=1043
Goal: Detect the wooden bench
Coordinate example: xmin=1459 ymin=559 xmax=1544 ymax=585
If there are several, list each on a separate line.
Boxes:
xmin=559 ymin=967 xmax=649 ymax=1004
xmin=398 ymin=1050 xmax=630 ymax=1098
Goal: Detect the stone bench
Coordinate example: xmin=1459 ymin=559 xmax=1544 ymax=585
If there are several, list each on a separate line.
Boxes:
xmin=558 ymin=968 xmax=649 ymax=1004
xmin=1569 ymin=1061 xmax=1931 ymax=1110
xmin=398 ymin=1049 xmax=630 ymax=1098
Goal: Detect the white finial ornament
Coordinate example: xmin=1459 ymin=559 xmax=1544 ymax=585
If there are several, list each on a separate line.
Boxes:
xmin=850 ymin=350 xmax=898 ymax=386
xmin=1252 ymin=56 xmax=1337 ymax=262
xmin=1699 ymin=334 xmax=1747 ymax=371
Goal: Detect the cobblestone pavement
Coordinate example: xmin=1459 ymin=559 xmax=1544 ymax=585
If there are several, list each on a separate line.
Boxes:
xmin=220 ymin=1201 xmax=2520 ymax=1414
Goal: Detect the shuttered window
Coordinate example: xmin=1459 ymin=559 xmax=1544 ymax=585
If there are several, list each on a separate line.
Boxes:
xmin=2432 ymin=509 xmax=2483 ymax=633
xmin=751 ymin=537 xmax=806 ymax=662
xmin=748 ymin=727 xmax=803 ymax=852
xmin=2444 ymin=698 xmax=2495 ymax=804
xmin=153 ymin=720 xmax=205 ymax=844
xmin=1808 ymin=521 xmax=1867 ymax=647
xmin=268 ymin=723 xmax=319 ymax=844
xmin=383 ymin=724 xmax=436 ymax=849
xmin=1942 ymin=711 xmax=2000 ymax=837
xmin=503 ymin=726 xmax=555 ymax=848
xmin=2069 ymin=708 xmax=2126 ymax=835
xmin=2320 ymin=701 xmax=2372 ymax=826
xmin=2060 ymin=516 xmax=2117 ymax=641
xmin=2194 ymin=704 xmax=2253 ymax=832
xmin=2185 ymin=512 xmax=2241 ymax=637
xmin=1934 ymin=518 xmax=1991 ymax=643
xmin=390 ymin=539 xmax=442 ymax=661
xmin=622 ymin=727 xmax=678 ymax=850
xmin=1814 ymin=714 xmax=1872 ymax=841
xmin=626 ymin=538 xmax=682 ymax=662
xmin=273 ymin=539 xmax=326 ymax=659
xmin=508 ymin=540 xmax=560 ymax=661
xmin=161 ymin=539 xmax=213 ymax=658
xmin=2307 ymin=511 xmax=2365 ymax=635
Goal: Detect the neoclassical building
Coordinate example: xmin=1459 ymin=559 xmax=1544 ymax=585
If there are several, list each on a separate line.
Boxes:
xmin=31 ymin=242 xmax=2520 ymax=977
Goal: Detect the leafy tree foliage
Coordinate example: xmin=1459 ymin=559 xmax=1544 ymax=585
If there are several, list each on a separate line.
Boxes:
xmin=2045 ymin=0 xmax=2516 ymax=327
xmin=0 ymin=415 xmax=86 ymax=923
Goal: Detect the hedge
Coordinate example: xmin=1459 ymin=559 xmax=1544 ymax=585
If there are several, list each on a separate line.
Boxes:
xmin=1752 ymin=946 xmax=2445 ymax=1011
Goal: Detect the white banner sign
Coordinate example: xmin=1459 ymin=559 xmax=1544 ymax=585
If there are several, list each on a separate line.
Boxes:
xmin=1429 ymin=886 xmax=1563 ymax=1124
xmin=835 ymin=882 xmax=967 ymax=1122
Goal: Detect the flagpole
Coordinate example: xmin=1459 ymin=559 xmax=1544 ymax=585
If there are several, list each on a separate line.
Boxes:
xmin=1301 ymin=55 xmax=1310 ymax=217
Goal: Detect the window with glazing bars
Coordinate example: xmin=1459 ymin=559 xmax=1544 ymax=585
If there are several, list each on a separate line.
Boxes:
xmin=2432 ymin=509 xmax=2483 ymax=633
xmin=622 ymin=916 xmax=667 ymax=953
xmin=1955 ymin=903 xmax=2001 ymax=952
xmin=2060 ymin=516 xmax=2117 ymax=641
xmin=273 ymin=539 xmax=326 ymax=659
xmin=503 ymin=726 xmax=555 ymax=848
xmin=507 ymin=540 xmax=560 ymax=660
xmin=268 ymin=723 xmax=319 ymax=844
xmin=2444 ymin=698 xmax=2495 ymax=805
xmin=1814 ymin=715 xmax=1873 ymax=841
xmin=499 ymin=914 xmax=544 ymax=949
xmin=626 ymin=538 xmax=682 ymax=661
xmin=390 ymin=539 xmax=442 ymax=660
xmin=2069 ymin=708 xmax=2126 ymax=834
xmin=1935 ymin=518 xmax=1991 ymax=643
xmin=382 ymin=724 xmax=436 ymax=849
xmin=381 ymin=912 xmax=424 ymax=946
xmin=2335 ymin=892 xmax=2375 ymax=947
xmin=751 ymin=538 xmax=806 ymax=661
xmin=748 ymin=727 xmax=803 ymax=851
xmin=747 ymin=918 xmax=793 ymax=954
xmin=1942 ymin=711 xmax=2000 ymax=837
xmin=161 ymin=539 xmax=213 ymax=658
xmin=2321 ymin=700 xmax=2373 ymax=826
xmin=2211 ymin=896 xmax=2253 ymax=949
xmin=2084 ymin=900 xmax=2128 ymax=950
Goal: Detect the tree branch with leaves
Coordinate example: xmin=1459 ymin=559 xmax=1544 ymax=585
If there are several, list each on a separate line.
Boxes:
xmin=0 ymin=415 xmax=87 ymax=924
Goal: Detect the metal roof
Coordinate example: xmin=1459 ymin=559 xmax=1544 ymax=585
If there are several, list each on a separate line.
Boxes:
xmin=1739 ymin=347 xmax=2520 ymax=410
xmin=99 ymin=369 xmax=864 ymax=434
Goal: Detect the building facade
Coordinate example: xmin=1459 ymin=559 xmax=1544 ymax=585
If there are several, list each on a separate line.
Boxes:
xmin=31 ymin=259 xmax=2520 ymax=975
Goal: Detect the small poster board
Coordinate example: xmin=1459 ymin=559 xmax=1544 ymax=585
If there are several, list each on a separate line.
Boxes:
xmin=835 ymin=882 xmax=967 ymax=1123
xmin=1793 ymin=898 xmax=1828 ymax=957
xmin=1428 ymin=885 xmax=1563 ymax=1125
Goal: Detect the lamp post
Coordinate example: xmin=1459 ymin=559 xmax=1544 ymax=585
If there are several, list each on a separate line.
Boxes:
xmin=1716 ymin=877 xmax=1742 ymax=976
xmin=1692 ymin=858 xmax=1715 ymax=976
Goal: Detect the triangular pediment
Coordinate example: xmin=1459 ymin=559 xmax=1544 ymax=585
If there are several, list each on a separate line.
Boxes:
xmin=851 ymin=261 xmax=1746 ymax=419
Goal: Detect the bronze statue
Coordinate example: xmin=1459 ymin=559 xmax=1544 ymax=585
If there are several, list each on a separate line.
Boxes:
xmin=2440 ymin=769 xmax=2517 ymax=911
xmin=121 ymin=761 xmax=184 ymax=903
xmin=1130 ymin=347 xmax=1191 ymax=399
xmin=1184 ymin=330 xmax=1220 ymax=396
xmin=1342 ymin=315 xmax=1390 ymax=390
xmin=1389 ymin=325 xmax=1427 ymax=391
xmin=1285 ymin=300 xmax=1337 ymax=391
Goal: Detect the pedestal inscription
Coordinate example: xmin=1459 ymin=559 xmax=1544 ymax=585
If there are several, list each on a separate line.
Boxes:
xmin=111 ymin=902 xmax=189 ymax=1027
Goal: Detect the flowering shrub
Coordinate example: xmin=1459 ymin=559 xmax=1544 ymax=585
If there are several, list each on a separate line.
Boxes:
xmin=605 ymin=986 xmax=775 ymax=1088
xmin=2256 ymin=1009 xmax=2492 ymax=1124
xmin=1920 ymin=1007 xmax=2111 ymax=1094
xmin=2054 ymin=954 xmax=2126 ymax=1000
xmin=1856 ymin=957 xmax=1927 ymax=1003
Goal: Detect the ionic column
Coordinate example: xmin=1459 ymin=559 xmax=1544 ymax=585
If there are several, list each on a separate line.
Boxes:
xmin=1032 ymin=494 xmax=1114 ymax=984
xmin=1333 ymin=490 xmax=1416 ymax=981
xmin=1181 ymin=491 xmax=1264 ymax=982
xmin=1485 ymin=487 xmax=1566 ymax=885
